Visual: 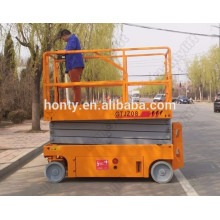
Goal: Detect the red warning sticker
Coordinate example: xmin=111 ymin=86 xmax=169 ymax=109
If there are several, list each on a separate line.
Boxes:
xmin=96 ymin=160 xmax=109 ymax=170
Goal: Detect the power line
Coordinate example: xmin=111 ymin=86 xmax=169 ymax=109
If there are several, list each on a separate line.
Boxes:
xmin=212 ymin=25 xmax=220 ymax=29
xmin=123 ymin=23 xmax=220 ymax=38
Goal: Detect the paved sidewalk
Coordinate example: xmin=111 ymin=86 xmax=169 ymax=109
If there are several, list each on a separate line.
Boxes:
xmin=0 ymin=120 xmax=49 ymax=178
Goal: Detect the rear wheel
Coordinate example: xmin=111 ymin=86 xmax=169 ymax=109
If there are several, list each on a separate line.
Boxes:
xmin=151 ymin=161 xmax=173 ymax=184
xmin=45 ymin=161 xmax=66 ymax=183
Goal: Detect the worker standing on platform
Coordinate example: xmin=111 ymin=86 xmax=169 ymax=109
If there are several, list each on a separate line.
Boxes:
xmin=60 ymin=29 xmax=84 ymax=103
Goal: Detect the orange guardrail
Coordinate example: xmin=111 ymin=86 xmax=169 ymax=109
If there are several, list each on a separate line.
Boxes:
xmin=43 ymin=47 xmax=173 ymax=121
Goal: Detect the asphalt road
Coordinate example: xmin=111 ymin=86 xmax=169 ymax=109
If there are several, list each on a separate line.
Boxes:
xmin=0 ymin=102 xmax=219 ymax=196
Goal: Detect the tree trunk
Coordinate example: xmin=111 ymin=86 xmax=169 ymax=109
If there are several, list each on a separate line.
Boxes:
xmin=201 ymin=87 xmax=204 ymax=101
xmin=102 ymin=89 xmax=105 ymax=102
xmin=86 ymin=87 xmax=90 ymax=102
xmin=105 ymin=90 xmax=108 ymax=102
xmin=92 ymin=87 xmax=95 ymax=102
xmin=199 ymin=86 xmax=202 ymax=101
xmin=32 ymin=72 xmax=41 ymax=131
xmin=94 ymin=88 xmax=97 ymax=102
xmin=60 ymin=63 xmax=65 ymax=101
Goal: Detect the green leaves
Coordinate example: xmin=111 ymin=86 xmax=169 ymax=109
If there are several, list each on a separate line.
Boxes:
xmin=4 ymin=32 xmax=16 ymax=73
xmin=78 ymin=24 xmax=122 ymax=97
xmin=187 ymin=46 xmax=220 ymax=97
xmin=139 ymin=75 xmax=165 ymax=96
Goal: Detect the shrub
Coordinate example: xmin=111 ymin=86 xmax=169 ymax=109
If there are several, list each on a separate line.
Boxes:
xmin=8 ymin=110 xmax=27 ymax=124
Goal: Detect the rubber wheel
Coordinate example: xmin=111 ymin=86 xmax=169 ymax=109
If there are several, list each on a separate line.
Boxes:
xmin=45 ymin=161 xmax=66 ymax=183
xmin=151 ymin=161 xmax=173 ymax=184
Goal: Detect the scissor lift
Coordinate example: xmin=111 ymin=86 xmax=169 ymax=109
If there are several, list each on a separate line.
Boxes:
xmin=43 ymin=47 xmax=184 ymax=183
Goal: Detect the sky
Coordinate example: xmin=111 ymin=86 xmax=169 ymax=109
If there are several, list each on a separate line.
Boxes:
xmin=120 ymin=23 xmax=220 ymax=83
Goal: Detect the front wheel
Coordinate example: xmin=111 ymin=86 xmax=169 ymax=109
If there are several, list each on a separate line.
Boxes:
xmin=150 ymin=161 xmax=173 ymax=184
xmin=45 ymin=161 xmax=66 ymax=183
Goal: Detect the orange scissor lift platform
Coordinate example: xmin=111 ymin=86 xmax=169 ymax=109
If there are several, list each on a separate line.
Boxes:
xmin=43 ymin=47 xmax=184 ymax=183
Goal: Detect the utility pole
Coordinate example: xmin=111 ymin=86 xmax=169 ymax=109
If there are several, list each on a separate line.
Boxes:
xmin=211 ymin=24 xmax=220 ymax=98
xmin=212 ymin=24 xmax=220 ymax=48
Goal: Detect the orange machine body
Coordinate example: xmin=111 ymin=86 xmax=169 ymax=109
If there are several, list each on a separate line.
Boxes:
xmin=43 ymin=47 xmax=183 ymax=181
xmin=44 ymin=122 xmax=183 ymax=178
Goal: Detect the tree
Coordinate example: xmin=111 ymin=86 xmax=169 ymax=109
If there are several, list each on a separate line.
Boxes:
xmin=15 ymin=24 xmax=69 ymax=130
xmin=0 ymin=52 xmax=19 ymax=117
xmin=4 ymin=32 xmax=16 ymax=76
xmin=187 ymin=57 xmax=203 ymax=100
xmin=208 ymin=47 xmax=220 ymax=95
xmin=187 ymin=46 xmax=220 ymax=100
xmin=80 ymin=24 xmax=122 ymax=101
xmin=1 ymin=32 xmax=18 ymax=118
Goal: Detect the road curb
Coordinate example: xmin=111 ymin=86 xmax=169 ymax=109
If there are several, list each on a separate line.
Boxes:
xmin=0 ymin=141 xmax=48 ymax=180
